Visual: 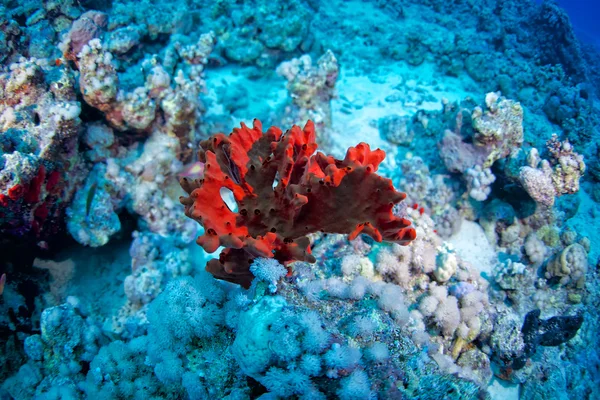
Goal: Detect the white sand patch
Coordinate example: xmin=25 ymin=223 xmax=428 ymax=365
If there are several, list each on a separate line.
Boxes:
xmin=203 ymin=66 xmax=288 ymax=125
xmin=488 ymin=377 xmax=519 ymax=400
xmin=328 ymin=62 xmax=479 ymax=159
xmin=449 ymin=220 xmax=497 ymax=279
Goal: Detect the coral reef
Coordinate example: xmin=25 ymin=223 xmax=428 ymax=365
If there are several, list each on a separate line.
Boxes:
xmin=1 ymin=0 xmax=599 ymax=399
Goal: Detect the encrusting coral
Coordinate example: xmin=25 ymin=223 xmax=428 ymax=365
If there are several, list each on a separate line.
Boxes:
xmin=180 ymin=119 xmax=417 ymax=287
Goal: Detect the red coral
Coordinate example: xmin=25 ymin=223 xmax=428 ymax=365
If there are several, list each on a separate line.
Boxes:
xmin=8 ymin=184 xmax=25 ymax=201
xmin=1 ymin=164 xmax=65 ymax=238
xmin=24 ymin=165 xmax=46 ymax=203
xmin=180 ymin=120 xmax=416 ymax=287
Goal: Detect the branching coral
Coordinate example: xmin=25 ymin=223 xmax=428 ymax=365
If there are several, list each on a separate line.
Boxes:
xmin=180 ymin=119 xmax=416 ymax=287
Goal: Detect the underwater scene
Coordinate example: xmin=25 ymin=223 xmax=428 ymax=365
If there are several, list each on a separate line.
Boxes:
xmin=0 ymin=0 xmax=599 ymax=399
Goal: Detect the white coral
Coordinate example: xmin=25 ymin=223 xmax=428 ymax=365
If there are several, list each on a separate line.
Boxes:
xmin=465 ymin=165 xmax=496 ymax=201
xmin=434 ymin=243 xmax=458 ymax=283
xmin=341 ymin=255 xmax=375 ymax=281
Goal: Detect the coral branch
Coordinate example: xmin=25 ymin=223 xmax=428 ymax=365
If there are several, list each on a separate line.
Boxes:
xmin=180 ymin=120 xmax=416 ymax=287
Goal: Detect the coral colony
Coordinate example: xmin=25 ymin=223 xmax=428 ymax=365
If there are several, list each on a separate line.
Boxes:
xmin=0 ymin=1 xmax=599 ymax=400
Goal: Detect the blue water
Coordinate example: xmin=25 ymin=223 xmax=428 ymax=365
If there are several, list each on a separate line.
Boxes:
xmin=554 ymin=0 xmax=600 ymax=48
xmin=0 ymin=0 xmax=599 ymax=399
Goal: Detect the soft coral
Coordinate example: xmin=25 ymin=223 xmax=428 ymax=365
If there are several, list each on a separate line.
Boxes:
xmin=180 ymin=119 xmax=416 ymax=287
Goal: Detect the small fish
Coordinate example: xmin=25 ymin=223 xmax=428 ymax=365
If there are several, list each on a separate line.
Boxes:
xmin=86 ymin=182 xmax=98 ymax=216
xmin=179 ymin=161 xmax=205 ymax=181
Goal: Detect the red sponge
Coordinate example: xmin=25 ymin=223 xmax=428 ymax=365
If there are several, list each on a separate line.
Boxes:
xmin=180 ymin=120 xmax=416 ymax=287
